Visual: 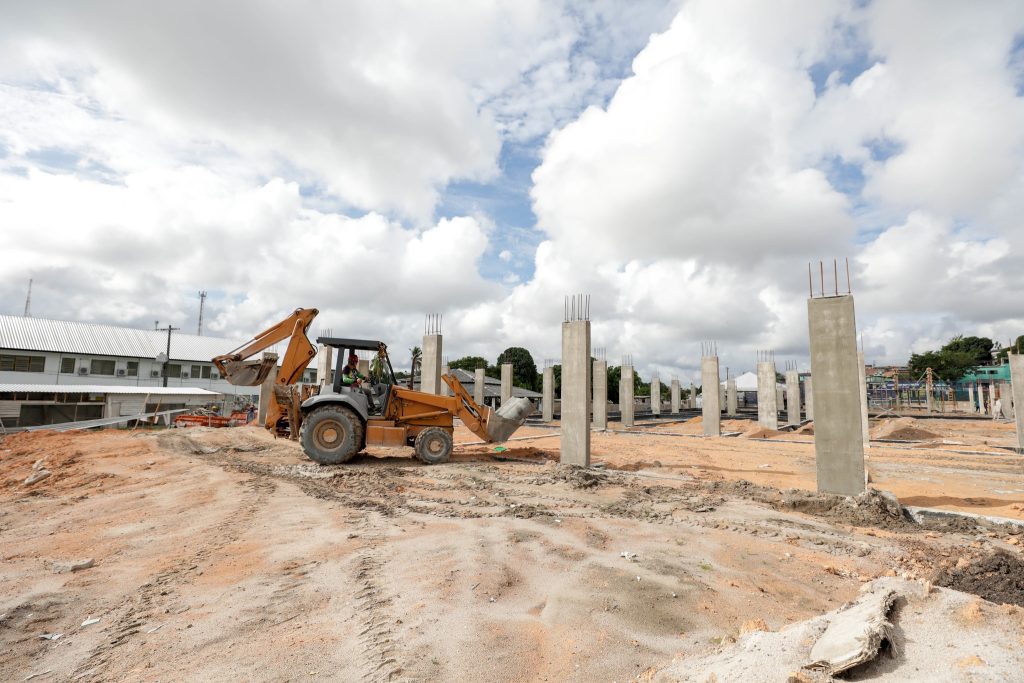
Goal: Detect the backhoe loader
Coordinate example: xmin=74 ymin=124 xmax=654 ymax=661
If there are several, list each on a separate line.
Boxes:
xmin=213 ymin=310 xmax=534 ymax=464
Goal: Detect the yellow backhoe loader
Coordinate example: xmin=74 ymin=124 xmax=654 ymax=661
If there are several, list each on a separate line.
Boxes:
xmin=213 ymin=309 xmax=534 ymax=464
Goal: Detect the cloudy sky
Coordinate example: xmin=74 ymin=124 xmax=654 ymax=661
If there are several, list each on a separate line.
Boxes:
xmin=2 ymin=0 xmax=1023 ymax=380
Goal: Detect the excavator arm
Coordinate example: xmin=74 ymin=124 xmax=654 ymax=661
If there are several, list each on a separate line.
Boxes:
xmin=213 ymin=308 xmax=319 ymax=387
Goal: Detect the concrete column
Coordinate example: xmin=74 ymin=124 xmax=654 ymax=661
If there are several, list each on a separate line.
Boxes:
xmin=650 ymin=375 xmax=661 ymax=417
xmin=857 ymin=352 xmax=869 ymax=448
xmin=357 ymin=359 xmax=370 ymax=379
xmin=726 ymin=379 xmax=737 ymax=416
xmin=689 ymin=382 xmax=697 ymax=409
xmin=967 ymin=384 xmax=975 ymax=413
xmin=807 ymin=295 xmax=865 ymax=496
xmin=1001 ymin=381 xmax=1014 ymax=419
xmin=592 ymin=360 xmax=608 ymax=430
xmin=542 ymin=366 xmax=554 ymax=422
xmin=421 ymin=334 xmax=442 ymax=395
xmin=670 ymin=379 xmax=680 ymax=414
xmin=1008 ymin=354 xmax=1024 ymax=451
xmin=757 ymin=361 xmax=778 ymax=430
xmin=316 ymin=344 xmax=333 ymax=389
xmin=474 ymin=368 xmax=486 ymax=406
xmin=500 ymin=363 xmax=513 ymax=405
xmin=804 ymin=376 xmax=814 ymax=421
xmin=257 ymin=352 xmax=279 ymax=425
xmin=786 ymin=370 xmax=801 ymax=425
xmin=560 ymin=321 xmax=591 ymax=466
xmin=620 ymin=365 xmax=635 ymax=427
xmin=440 ymin=364 xmax=451 ymax=396
xmin=978 ymin=383 xmax=987 ymax=416
xmin=720 ymin=384 xmax=726 ymax=411
xmin=701 ymin=356 xmax=721 ymax=436
xmin=776 ymin=386 xmax=785 ymax=414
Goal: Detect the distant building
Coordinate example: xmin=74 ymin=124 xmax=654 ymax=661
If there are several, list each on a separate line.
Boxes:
xmin=411 ymin=368 xmax=542 ymax=408
xmin=0 ymin=314 xmax=318 ymax=394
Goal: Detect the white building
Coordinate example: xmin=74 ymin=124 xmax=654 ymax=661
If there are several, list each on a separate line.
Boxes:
xmin=0 ymin=314 xmax=318 ymax=394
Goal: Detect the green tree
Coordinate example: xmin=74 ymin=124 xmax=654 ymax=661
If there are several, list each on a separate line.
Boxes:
xmin=996 ymin=335 xmax=1024 ymax=360
xmin=449 ymin=355 xmax=489 ymax=372
xmin=908 ymin=349 xmax=975 ymax=383
xmin=496 ymin=347 xmax=539 ymax=391
xmin=941 ymin=335 xmax=994 ymax=365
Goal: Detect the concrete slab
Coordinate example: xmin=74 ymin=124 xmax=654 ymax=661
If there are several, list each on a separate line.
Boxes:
xmin=701 ymin=356 xmax=720 ymax=436
xmin=807 ymin=295 xmax=865 ymax=496
xmin=593 ymin=360 xmax=608 ymax=429
xmin=560 ymin=321 xmax=591 ymax=466
xmin=756 ymin=361 xmax=778 ymax=430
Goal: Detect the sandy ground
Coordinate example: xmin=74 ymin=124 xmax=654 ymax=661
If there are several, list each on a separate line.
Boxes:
xmin=1 ymin=416 xmax=1022 ymax=682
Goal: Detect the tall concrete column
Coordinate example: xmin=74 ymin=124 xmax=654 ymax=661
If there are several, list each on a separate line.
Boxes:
xmin=967 ymin=384 xmax=975 ymax=413
xmin=978 ymin=383 xmax=987 ymax=416
xmin=757 ymin=360 xmax=778 ymax=430
xmin=701 ymin=356 xmax=721 ymax=436
xmin=1008 ymin=354 xmax=1024 ymax=451
xmin=357 ymin=358 xmax=370 ymax=379
xmin=808 ymin=295 xmax=865 ymax=496
xmin=560 ymin=320 xmax=591 ymax=466
xmin=689 ymin=382 xmax=697 ymax=409
xmin=500 ymin=363 xmax=513 ymax=405
xmin=592 ymin=359 xmax=608 ymax=430
xmin=542 ymin=366 xmax=555 ymax=422
xmin=726 ymin=378 xmax=738 ymax=416
xmin=316 ymin=344 xmax=333 ymax=389
xmin=421 ymin=333 xmax=443 ymax=395
xmin=650 ymin=375 xmax=661 ymax=417
xmin=804 ymin=376 xmax=814 ymax=421
xmin=857 ymin=352 xmax=869 ymax=448
xmin=474 ymin=368 xmax=486 ymax=406
xmin=257 ymin=352 xmax=279 ymax=426
xmin=440 ymin=363 xmax=451 ymax=396
xmin=670 ymin=379 xmax=680 ymax=414
xmin=785 ymin=369 xmax=801 ymax=425
xmin=620 ymin=365 xmax=635 ymax=427
xmin=719 ymin=384 xmax=726 ymax=411
xmin=1000 ymin=381 xmax=1014 ymax=419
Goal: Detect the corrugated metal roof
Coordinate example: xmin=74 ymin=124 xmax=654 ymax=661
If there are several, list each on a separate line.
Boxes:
xmin=0 ymin=315 xmax=251 ymax=363
xmin=0 ymin=383 xmax=221 ymax=395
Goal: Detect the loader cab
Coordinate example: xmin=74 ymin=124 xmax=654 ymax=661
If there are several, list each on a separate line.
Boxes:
xmin=317 ymin=337 xmax=397 ymax=416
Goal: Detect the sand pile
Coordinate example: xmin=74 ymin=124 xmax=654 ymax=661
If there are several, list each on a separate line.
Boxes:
xmin=871 ymin=417 xmax=939 ymax=441
xmin=740 ymin=425 xmax=782 ymax=439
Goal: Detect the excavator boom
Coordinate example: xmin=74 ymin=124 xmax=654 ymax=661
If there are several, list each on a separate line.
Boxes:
xmin=213 ymin=308 xmax=319 ymax=386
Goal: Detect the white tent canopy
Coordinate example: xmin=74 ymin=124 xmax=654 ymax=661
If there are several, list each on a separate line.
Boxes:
xmin=720 ymin=371 xmax=759 ymax=392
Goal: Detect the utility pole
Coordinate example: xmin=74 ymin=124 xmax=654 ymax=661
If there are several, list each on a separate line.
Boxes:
xmin=158 ymin=325 xmax=179 ymax=388
xmin=197 ymin=290 xmax=208 ymax=336
xmin=23 ymin=278 xmax=32 ymax=317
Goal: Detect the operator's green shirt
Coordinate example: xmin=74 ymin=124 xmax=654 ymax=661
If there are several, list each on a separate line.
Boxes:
xmin=341 ymin=365 xmax=365 ymax=386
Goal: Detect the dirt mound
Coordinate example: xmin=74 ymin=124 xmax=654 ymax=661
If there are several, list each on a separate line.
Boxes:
xmin=547 ymin=464 xmax=610 ymax=489
xmin=871 ymin=417 xmax=939 ymax=441
xmin=795 ymin=422 xmax=815 ymax=435
xmin=740 ymin=425 xmax=782 ymax=439
xmin=933 ymin=550 xmax=1024 ymax=607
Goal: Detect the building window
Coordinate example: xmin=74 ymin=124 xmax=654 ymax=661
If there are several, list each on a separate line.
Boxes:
xmin=90 ymin=359 xmax=116 ymax=375
xmin=60 ymin=357 xmax=77 ymax=374
xmin=126 ymin=361 xmax=138 ymax=377
xmin=165 ymin=364 xmax=181 ymax=378
xmin=0 ymin=354 xmax=46 ymax=373
xmin=190 ymin=364 xmax=201 ymax=378
xmin=200 ymin=365 xmax=213 ymax=379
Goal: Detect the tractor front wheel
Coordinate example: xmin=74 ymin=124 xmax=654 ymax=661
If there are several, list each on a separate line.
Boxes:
xmin=414 ymin=428 xmax=453 ymax=465
xmin=300 ymin=404 xmax=364 ymax=465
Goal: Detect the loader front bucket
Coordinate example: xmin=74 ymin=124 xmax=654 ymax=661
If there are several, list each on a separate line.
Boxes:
xmin=220 ymin=358 xmax=278 ymax=386
xmin=485 ymin=397 xmax=534 ymax=442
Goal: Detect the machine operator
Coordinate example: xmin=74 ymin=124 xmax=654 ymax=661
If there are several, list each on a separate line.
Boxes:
xmin=342 ymin=353 xmax=376 ymax=410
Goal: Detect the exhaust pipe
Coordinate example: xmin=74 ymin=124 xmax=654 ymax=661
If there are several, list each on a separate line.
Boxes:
xmin=485 ymin=397 xmax=534 ymax=442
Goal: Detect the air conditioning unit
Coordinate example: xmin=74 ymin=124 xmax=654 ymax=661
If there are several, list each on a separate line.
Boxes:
xmin=78 ymin=367 xmax=89 ymax=375
xmin=117 ymin=369 xmax=126 ymax=376
xmin=151 ymin=370 xmax=161 ymax=378
xmin=181 ymin=372 xmax=190 ymax=378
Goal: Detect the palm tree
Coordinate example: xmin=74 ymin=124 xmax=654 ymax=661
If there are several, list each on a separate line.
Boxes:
xmin=408 ymin=346 xmax=422 ymax=389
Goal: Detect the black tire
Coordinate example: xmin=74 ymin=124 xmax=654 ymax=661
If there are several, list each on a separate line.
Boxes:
xmin=300 ymin=404 xmax=364 ymax=465
xmin=414 ymin=428 xmax=453 ymax=465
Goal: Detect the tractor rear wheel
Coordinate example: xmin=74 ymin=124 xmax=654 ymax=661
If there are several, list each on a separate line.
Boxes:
xmin=300 ymin=405 xmax=364 ymax=465
xmin=414 ymin=428 xmax=453 ymax=465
